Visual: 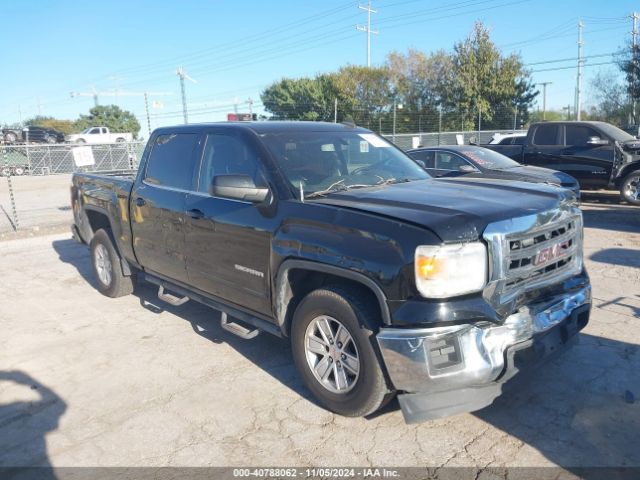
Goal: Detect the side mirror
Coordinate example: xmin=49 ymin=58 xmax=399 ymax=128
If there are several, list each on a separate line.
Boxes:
xmin=414 ymin=159 xmax=426 ymax=169
xmin=210 ymin=174 xmax=269 ymax=203
xmin=458 ymin=164 xmax=477 ymax=173
xmin=586 ymin=136 xmax=609 ymax=146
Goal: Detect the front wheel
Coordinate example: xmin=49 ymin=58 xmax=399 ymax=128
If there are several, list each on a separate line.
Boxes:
xmin=291 ymin=285 xmax=392 ymax=417
xmin=620 ymin=171 xmax=640 ymax=205
xmin=89 ymin=229 xmax=135 ymax=297
xmin=13 ymin=166 xmax=25 ymax=176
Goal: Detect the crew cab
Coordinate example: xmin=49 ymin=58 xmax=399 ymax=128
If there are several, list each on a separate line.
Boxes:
xmin=70 ymin=122 xmax=591 ymax=423
xmin=67 ymin=126 xmax=133 ymax=144
xmin=482 ymin=121 xmax=640 ymax=205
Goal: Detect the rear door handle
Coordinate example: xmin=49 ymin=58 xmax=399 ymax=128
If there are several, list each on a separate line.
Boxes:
xmin=187 ymin=208 xmax=205 ymax=219
xmin=135 ymin=197 xmax=146 ymax=207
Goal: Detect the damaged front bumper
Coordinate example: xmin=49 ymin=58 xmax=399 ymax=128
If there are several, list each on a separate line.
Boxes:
xmin=376 ymin=284 xmax=591 ymax=423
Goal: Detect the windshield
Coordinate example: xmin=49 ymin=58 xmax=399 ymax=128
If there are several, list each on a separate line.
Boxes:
xmin=81 ymin=128 xmax=93 ymax=134
xmin=259 ymin=130 xmax=429 ymax=198
xmin=594 ymin=122 xmax=636 ymax=142
xmin=458 ymin=147 xmax=521 ymax=170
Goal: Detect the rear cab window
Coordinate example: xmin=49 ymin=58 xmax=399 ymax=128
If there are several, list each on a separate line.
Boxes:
xmin=532 ymin=125 xmax=561 ymax=146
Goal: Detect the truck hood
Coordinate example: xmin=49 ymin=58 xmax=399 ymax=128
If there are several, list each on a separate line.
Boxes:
xmin=312 ymin=178 xmax=570 ymax=242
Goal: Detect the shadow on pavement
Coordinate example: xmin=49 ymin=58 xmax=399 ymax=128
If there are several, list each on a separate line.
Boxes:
xmin=589 ymin=247 xmax=640 ymax=269
xmin=52 ymin=237 xmax=640 ymax=471
xmin=0 ymin=371 xmax=66 ymax=478
xmin=475 ymin=332 xmax=640 ymax=471
xmin=581 ymin=204 xmax=640 ymax=234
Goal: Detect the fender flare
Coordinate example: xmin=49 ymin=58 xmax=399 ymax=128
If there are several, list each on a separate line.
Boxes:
xmin=83 ymin=205 xmax=133 ymax=276
xmin=274 ymin=259 xmax=392 ymax=335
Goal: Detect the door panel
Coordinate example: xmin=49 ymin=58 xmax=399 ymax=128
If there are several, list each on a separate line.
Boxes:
xmin=130 ymin=132 xmax=201 ymax=284
xmin=561 ymin=125 xmax=613 ymax=188
xmin=184 ymin=194 xmax=272 ymax=314
xmin=184 ymin=131 xmax=273 ymax=316
xmin=523 ymin=124 xmax=563 ymax=170
xmin=131 ymin=183 xmax=189 ymax=283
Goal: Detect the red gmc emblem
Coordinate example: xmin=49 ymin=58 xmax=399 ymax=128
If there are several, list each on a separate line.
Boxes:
xmin=533 ymin=241 xmax=570 ymax=266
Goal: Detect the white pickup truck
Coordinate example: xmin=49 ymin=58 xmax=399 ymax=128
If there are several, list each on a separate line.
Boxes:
xmin=67 ymin=127 xmax=133 ymax=144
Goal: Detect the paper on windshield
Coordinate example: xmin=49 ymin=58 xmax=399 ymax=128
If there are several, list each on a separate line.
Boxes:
xmin=358 ymin=133 xmax=391 ymax=148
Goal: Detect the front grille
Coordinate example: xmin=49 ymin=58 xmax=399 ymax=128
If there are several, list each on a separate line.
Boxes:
xmin=504 ymin=219 xmax=579 ymax=290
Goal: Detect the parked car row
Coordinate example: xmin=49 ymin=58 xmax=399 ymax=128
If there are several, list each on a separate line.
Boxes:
xmin=481 ymin=121 xmax=640 ymax=205
xmin=2 ymin=126 xmax=65 ymax=145
xmin=1 ymin=126 xmax=133 ymax=145
xmin=71 ymin=121 xmax=591 ymax=424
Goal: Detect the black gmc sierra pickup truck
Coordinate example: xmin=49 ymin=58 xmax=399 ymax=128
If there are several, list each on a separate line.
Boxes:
xmin=482 ymin=121 xmax=640 ymax=205
xmin=71 ymin=121 xmax=591 ymax=423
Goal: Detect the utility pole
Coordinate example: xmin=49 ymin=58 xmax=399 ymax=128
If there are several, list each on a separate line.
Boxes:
xmin=144 ymin=93 xmax=151 ymax=137
xmin=356 ymin=1 xmax=378 ymax=67
xmin=176 ymin=67 xmax=197 ymax=124
xmin=536 ymin=82 xmax=552 ymax=120
xmin=247 ymin=98 xmax=254 ymax=117
xmin=334 ymin=98 xmax=338 ymax=123
xmin=577 ymin=19 xmax=584 ymax=121
xmin=631 ymin=12 xmax=638 ymax=124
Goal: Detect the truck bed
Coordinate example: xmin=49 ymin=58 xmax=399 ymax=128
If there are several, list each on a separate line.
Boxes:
xmin=71 ymin=170 xmax=138 ymax=247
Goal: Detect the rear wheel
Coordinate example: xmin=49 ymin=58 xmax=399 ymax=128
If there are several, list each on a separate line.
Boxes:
xmin=76 ymin=138 xmax=86 ymax=144
xmin=620 ymin=171 xmax=640 ymax=206
xmin=115 ymin=137 xmax=126 ymax=143
xmin=45 ymin=135 xmax=56 ymax=144
xmin=291 ymin=285 xmax=392 ymax=417
xmin=12 ymin=166 xmax=25 ymax=176
xmin=0 ymin=167 xmax=10 ymax=177
xmin=89 ymin=229 xmax=135 ymax=298
xmin=4 ymin=131 xmax=17 ymax=143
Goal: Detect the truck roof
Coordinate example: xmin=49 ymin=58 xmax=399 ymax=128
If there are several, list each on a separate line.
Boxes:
xmin=153 ymin=121 xmax=371 ymax=135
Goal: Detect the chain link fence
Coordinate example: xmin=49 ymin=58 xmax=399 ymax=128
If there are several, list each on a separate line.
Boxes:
xmin=382 ymin=129 xmax=525 ymax=150
xmin=0 ymin=141 xmax=145 ymax=177
xmin=0 ymin=142 xmax=145 ymax=235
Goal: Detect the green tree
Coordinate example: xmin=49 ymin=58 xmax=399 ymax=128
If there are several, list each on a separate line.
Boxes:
xmin=588 ymin=70 xmax=630 ymax=126
xmin=617 ymin=42 xmax=640 ymax=123
xmin=444 ymin=22 xmax=537 ymax=129
xmin=24 ymin=115 xmax=76 ymax=135
xmin=261 ymin=77 xmax=336 ymax=121
xmin=74 ymin=105 xmax=141 ymax=138
xmin=331 ymin=65 xmax=393 ymax=128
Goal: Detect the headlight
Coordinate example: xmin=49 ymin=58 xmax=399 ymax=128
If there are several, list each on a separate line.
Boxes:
xmin=414 ymin=242 xmax=487 ymax=298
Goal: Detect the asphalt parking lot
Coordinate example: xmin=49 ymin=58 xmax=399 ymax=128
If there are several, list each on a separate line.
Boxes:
xmin=1 ymin=192 xmax=639 ymax=472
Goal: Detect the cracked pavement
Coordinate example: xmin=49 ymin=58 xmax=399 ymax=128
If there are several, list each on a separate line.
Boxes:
xmin=0 ymin=191 xmax=638 ymax=469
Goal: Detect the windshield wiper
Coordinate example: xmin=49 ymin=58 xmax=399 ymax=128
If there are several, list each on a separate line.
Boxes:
xmin=305 ymin=177 xmax=411 ymax=199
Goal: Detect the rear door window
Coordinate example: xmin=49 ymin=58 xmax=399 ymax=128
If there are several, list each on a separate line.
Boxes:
xmin=145 ymin=133 xmax=200 ymax=190
xmin=532 ymin=125 xmax=561 ymax=145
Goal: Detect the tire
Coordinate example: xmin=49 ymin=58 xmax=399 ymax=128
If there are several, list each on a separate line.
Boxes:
xmin=45 ymin=135 xmax=56 ymax=144
xmin=12 ymin=166 xmax=25 ymax=176
xmin=76 ymin=138 xmax=86 ymax=144
xmin=4 ymin=132 xmax=17 ymax=143
xmin=291 ymin=285 xmax=392 ymax=417
xmin=620 ymin=170 xmax=640 ymax=206
xmin=115 ymin=137 xmax=126 ymax=143
xmin=0 ymin=167 xmax=10 ymax=177
xmin=89 ymin=228 xmax=135 ymax=298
